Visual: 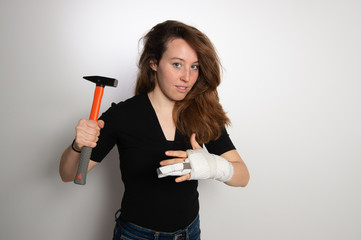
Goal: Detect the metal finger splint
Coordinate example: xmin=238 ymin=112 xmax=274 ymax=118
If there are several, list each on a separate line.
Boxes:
xmin=157 ymin=162 xmax=192 ymax=178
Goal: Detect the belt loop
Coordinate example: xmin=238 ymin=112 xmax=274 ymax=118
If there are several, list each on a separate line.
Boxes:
xmin=114 ymin=209 xmax=121 ymax=221
xmin=154 ymin=232 xmax=159 ymax=240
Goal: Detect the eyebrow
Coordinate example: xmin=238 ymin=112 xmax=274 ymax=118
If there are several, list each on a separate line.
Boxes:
xmin=170 ymin=57 xmax=199 ymax=64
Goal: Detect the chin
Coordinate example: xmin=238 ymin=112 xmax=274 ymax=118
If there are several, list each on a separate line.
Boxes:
xmin=173 ymin=93 xmax=188 ymax=102
xmin=165 ymin=91 xmax=188 ymax=102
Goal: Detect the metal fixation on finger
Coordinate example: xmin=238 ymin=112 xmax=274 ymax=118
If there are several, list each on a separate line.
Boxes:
xmin=157 ymin=162 xmax=192 ymax=178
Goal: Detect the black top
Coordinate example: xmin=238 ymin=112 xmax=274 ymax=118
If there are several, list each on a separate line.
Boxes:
xmin=91 ymin=94 xmax=235 ymax=232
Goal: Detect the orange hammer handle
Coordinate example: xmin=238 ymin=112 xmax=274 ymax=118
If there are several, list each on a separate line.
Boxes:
xmin=89 ymin=86 xmax=104 ymax=121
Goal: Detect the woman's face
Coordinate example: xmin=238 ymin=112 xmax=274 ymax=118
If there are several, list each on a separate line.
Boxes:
xmin=151 ymin=38 xmax=199 ymax=102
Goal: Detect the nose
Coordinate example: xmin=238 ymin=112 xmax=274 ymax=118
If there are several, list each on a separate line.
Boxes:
xmin=181 ymin=68 xmax=190 ymax=82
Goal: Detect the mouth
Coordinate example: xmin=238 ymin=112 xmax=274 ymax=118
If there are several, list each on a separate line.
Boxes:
xmin=176 ymin=86 xmax=188 ymax=93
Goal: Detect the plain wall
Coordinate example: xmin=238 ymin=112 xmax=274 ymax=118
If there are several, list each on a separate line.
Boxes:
xmin=1 ymin=0 xmax=360 ymax=239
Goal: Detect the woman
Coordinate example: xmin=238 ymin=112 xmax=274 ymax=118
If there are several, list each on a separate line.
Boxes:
xmin=60 ymin=20 xmax=249 ymax=240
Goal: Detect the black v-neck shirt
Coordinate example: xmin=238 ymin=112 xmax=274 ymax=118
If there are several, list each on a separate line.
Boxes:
xmin=91 ymin=94 xmax=235 ymax=232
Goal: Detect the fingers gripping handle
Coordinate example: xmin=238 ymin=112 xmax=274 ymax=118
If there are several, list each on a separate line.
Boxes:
xmin=74 ymin=147 xmax=92 ymax=185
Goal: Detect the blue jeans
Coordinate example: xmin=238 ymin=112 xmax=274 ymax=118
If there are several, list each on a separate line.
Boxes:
xmin=113 ymin=211 xmax=201 ymax=240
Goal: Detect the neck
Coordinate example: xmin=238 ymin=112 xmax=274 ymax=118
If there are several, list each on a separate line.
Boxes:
xmin=148 ymin=87 xmax=177 ymax=141
xmin=148 ymin=87 xmax=175 ymax=113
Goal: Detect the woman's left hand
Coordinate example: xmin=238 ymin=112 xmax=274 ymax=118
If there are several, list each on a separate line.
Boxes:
xmin=159 ymin=133 xmax=201 ymax=183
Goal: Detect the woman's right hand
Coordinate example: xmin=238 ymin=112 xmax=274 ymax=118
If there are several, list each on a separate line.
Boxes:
xmin=74 ymin=119 xmax=105 ymax=150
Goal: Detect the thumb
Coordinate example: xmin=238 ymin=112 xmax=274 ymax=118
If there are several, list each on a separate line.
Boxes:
xmin=190 ymin=133 xmax=202 ymax=149
xmin=98 ymin=120 xmax=105 ymax=129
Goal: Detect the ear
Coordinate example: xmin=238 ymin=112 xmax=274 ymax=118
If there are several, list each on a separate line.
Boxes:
xmin=150 ymin=59 xmax=157 ymax=71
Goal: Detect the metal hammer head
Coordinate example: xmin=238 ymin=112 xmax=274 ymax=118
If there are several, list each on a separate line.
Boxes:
xmin=83 ymin=76 xmax=118 ymax=88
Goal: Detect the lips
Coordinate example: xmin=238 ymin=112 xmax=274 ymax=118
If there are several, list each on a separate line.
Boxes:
xmin=176 ymin=86 xmax=188 ymax=93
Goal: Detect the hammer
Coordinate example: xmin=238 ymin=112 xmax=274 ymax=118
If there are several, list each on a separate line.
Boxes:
xmin=74 ymin=76 xmax=118 ymax=185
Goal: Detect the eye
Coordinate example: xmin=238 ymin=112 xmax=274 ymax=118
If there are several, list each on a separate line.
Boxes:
xmin=173 ymin=62 xmax=181 ymax=68
xmin=191 ymin=64 xmax=199 ymax=70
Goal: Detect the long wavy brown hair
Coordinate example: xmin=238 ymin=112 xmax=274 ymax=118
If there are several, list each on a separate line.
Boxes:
xmin=135 ymin=20 xmax=230 ymax=144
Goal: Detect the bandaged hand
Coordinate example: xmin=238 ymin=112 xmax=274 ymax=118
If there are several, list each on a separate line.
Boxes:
xmin=157 ymin=133 xmax=234 ymax=182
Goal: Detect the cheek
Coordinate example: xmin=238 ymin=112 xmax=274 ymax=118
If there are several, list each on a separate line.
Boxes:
xmin=190 ymin=72 xmax=199 ymax=85
xmin=156 ymin=71 xmax=175 ymax=92
xmin=158 ymin=67 xmax=174 ymax=82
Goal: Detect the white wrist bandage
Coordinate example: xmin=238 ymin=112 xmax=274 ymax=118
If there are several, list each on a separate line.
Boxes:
xmin=187 ymin=149 xmax=234 ymax=182
xmin=156 ymin=148 xmax=234 ymax=182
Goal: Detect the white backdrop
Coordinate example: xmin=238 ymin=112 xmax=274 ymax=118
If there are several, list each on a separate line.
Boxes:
xmin=1 ymin=0 xmax=360 ymax=239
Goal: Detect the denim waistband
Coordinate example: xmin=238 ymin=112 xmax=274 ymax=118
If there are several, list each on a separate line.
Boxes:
xmin=115 ymin=210 xmax=200 ymax=240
